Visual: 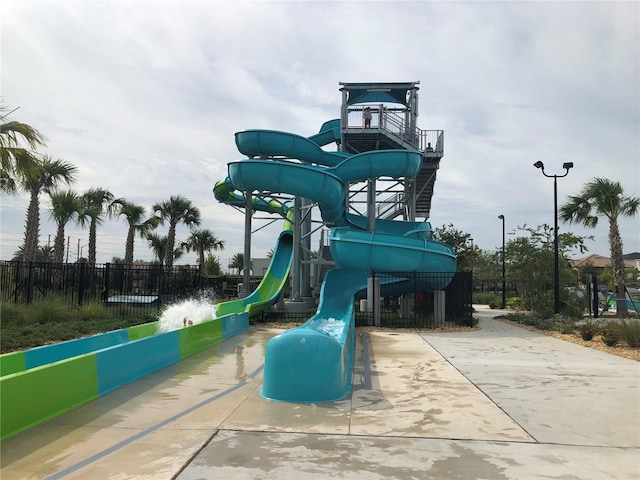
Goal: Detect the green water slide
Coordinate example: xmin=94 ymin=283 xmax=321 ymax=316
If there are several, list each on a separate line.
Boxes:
xmin=212 ymin=178 xmax=293 ymax=319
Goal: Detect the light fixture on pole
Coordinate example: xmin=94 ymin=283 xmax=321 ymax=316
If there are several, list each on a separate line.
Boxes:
xmin=498 ymin=214 xmax=506 ymax=309
xmin=533 ymin=161 xmax=574 ymax=314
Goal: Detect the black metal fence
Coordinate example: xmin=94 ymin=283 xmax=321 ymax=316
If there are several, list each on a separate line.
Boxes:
xmin=354 ymin=271 xmax=473 ymax=328
xmin=262 ymin=271 xmax=473 ymax=329
xmin=473 ymin=276 xmax=518 ymax=295
xmin=0 ymin=261 xmax=246 ymax=317
xmin=1 ymin=262 xmax=472 ymax=327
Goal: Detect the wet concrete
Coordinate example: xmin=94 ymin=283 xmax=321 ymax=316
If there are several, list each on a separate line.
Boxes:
xmin=0 ymin=331 xmax=272 ymax=480
xmin=1 ymin=308 xmax=639 ymax=479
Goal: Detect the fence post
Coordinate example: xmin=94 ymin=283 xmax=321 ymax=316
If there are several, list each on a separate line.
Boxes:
xmin=13 ymin=261 xmax=20 ymax=303
xmin=26 ymin=262 xmax=34 ymax=304
xmin=103 ymin=263 xmax=110 ymax=303
xmin=592 ymin=275 xmax=599 ymax=319
xmin=434 ymin=290 xmax=446 ymax=325
xmin=367 ymin=272 xmax=380 ymax=327
xmin=78 ymin=262 xmax=86 ymax=306
xmin=157 ymin=266 xmax=163 ymax=312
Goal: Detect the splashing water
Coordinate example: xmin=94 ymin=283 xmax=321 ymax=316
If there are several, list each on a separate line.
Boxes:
xmin=158 ymin=299 xmax=217 ymax=332
xmin=315 ymin=317 xmax=345 ymax=341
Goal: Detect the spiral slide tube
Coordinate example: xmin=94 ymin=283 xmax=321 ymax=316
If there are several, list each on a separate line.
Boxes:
xmin=219 ymin=124 xmax=456 ymax=402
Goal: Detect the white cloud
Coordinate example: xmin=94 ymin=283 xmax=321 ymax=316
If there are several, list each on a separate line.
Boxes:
xmin=1 ymin=0 xmax=638 ymax=267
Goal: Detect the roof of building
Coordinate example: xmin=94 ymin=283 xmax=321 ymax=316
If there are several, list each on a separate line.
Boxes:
xmin=570 ymin=254 xmax=611 ymax=269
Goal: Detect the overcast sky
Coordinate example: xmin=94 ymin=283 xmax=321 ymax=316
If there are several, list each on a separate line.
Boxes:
xmin=1 ymin=0 xmax=639 ymax=269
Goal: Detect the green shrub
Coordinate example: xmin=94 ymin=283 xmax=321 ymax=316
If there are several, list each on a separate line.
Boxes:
xmin=561 ymin=292 xmax=587 ymax=320
xmin=0 ymin=302 xmax=28 ymax=327
xmin=502 ymin=312 xmax=522 ymax=323
xmin=618 ymin=320 xmax=640 ymax=348
xmin=488 ymin=298 xmax=501 ymax=309
xmin=473 ymin=292 xmax=500 ymax=306
xmin=75 ymin=301 xmax=109 ymax=320
xmin=522 ymin=315 xmax=539 ymax=327
xmin=533 ymin=317 xmax=555 ymax=330
xmin=557 ymin=320 xmax=576 ymax=335
xmin=600 ymin=322 xmax=620 ymax=347
xmin=26 ymin=297 xmax=69 ymax=324
xmin=531 ymin=290 xmax=555 ymax=318
xmin=506 ymin=296 xmax=527 ymax=311
xmin=578 ymin=321 xmax=598 ymax=341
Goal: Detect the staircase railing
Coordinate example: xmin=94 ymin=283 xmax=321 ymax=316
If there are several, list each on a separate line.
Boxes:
xmin=376 ymin=192 xmax=405 ymax=219
xmin=345 ymin=106 xmax=443 ymax=154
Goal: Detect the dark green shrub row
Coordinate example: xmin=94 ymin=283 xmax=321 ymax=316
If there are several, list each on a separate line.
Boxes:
xmin=1 ymin=298 xmax=156 ymax=353
xmin=503 ymin=312 xmax=640 ymax=349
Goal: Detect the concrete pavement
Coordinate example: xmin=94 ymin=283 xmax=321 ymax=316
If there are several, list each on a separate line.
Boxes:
xmin=1 ymin=306 xmax=638 ymax=479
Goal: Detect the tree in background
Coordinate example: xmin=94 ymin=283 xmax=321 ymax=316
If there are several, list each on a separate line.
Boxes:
xmin=471 ymin=249 xmax=503 ymax=291
xmin=229 ymin=253 xmax=248 ymax=275
xmin=597 ymin=263 xmax=640 ymax=293
xmin=204 ymin=254 xmax=223 ymax=277
xmin=146 ymin=233 xmax=168 ymax=266
xmin=113 ymin=199 xmax=157 ymax=264
xmin=183 ymin=228 xmax=225 ymax=281
xmin=12 ymin=245 xmax=54 ymax=262
xmin=0 ymin=104 xmax=46 ymax=194
xmin=432 ymin=223 xmax=506 ymax=296
xmin=152 ymin=195 xmax=201 ymax=271
xmin=506 ymin=224 xmax=588 ymax=316
xmin=19 ymin=155 xmax=77 ymax=262
xmin=145 ymin=233 xmax=184 ymax=267
xmin=78 ymin=188 xmax=116 ymax=264
xmin=560 ymin=177 xmax=639 ymax=317
xmin=48 ymin=190 xmax=81 ymax=263
xmin=432 ymin=223 xmax=474 ymax=271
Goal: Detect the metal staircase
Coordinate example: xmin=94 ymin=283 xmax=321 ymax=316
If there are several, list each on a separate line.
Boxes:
xmin=338 ymin=82 xmax=444 ymax=221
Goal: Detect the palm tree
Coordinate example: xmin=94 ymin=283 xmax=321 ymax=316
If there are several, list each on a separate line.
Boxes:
xmin=152 ymin=195 xmax=201 ymax=271
xmin=560 ymin=177 xmax=639 ymax=317
xmin=0 ymin=105 xmax=46 ymax=194
xmin=20 ymin=155 xmax=77 ymax=262
xmin=183 ymin=229 xmax=225 ymax=280
xmin=78 ymin=188 xmax=116 ymax=264
xmin=39 ymin=244 xmax=55 ymax=262
xmin=146 ymin=232 xmax=168 ymax=265
xmin=12 ymin=244 xmax=54 ymax=262
xmin=113 ymin=200 xmax=157 ymax=264
xmin=48 ymin=190 xmax=81 ymax=263
xmin=145 ymin=232 xmax=184 ymax=266
xmin=229 ymin=253 xmax=249 ymax=275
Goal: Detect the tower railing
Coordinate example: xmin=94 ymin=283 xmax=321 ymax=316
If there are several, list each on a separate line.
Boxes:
xmin=344 ymin=106 xmax=443 ymax=154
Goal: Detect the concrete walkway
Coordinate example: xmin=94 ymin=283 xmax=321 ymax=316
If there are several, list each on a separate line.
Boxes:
xmin=1 ymin=306 xmax=638 ymax=479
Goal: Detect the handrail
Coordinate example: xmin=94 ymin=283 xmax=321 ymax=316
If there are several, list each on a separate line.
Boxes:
xmin=344 ymin=106 xmax=443 ymax=155
xmin=376 ymin=192 xmax=404 ymax=218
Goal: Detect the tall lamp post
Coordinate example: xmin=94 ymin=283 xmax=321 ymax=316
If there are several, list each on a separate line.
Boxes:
xmin=533 ymin=161 xmax=574 ymax=314
xmin=469 ymin=237 xmax=474 ymax=294
xmin=498 ymin=215 xmax=506 ymax=309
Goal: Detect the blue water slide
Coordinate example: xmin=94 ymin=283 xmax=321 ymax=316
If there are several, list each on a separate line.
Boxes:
xmin=260 ymin=269 xmax=367 ymax=402
xmin=212 ymin=179 xmax=294 ymax=319
xmin=329 ymin=228 xmax=456 ymax=291
xmin=307 ymin=118 xmax=341 ymax=147
xmin=223 ymin=127 xmax=456 ymax=402
xmin=235 ymin=129 xmax=349 ymax=166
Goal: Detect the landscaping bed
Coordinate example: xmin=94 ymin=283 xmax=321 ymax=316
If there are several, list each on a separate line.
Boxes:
xmin=497 ymin=318 xmax=640 ymax=362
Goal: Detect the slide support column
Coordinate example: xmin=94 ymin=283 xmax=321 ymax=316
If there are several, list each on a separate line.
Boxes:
xmin=291 ymin=196 xmax=302 ymax=302
xmin=242 ymin=191 xmax=252 ymax=295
